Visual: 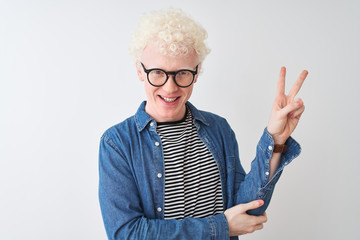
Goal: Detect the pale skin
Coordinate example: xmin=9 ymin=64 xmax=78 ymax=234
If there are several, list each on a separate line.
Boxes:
xmin=267 ymin=67 xmax=308 ymax=179
xmin=224 ymin=67 xmax=308 ymax=237
xmin=136 ymin=45 xmax=308 ymax=237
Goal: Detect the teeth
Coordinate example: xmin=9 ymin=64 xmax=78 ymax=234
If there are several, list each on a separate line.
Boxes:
xmin=162 ymin=96 xmax=177 ymax=102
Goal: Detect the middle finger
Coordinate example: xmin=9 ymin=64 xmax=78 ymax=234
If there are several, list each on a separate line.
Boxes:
xmin=288 ymin=70 xmax=308 ymax=99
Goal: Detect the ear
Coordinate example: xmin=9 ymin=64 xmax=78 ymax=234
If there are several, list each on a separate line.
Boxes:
xmin=136 ymin=60 xmax=145 ymax=82
xmin=194 ymin=63 xmax=201 ymax=83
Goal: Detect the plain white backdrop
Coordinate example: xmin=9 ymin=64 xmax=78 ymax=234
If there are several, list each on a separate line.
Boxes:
xmin=1 ymin=0 xmax=359 ymax=239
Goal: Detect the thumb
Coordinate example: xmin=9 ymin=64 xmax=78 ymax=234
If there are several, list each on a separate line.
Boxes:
xmin=279 ymin=98 xmax=303 ymax=117
xmin=242 ymin=200 xmax=264 ymax=212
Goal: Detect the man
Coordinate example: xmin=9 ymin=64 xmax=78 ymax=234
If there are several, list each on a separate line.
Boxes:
xmin=99 ymin=8 xmax=307 ymax=239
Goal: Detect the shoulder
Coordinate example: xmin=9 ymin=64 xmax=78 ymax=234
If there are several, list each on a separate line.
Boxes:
xmin=187 ymin=102 xmax=232 ymax=129
xmin=100 ymin=115 xmax=137 ymax=150
xmin=199 ymin=109 xmax=228 ymax=123
xmin=201 ymin=110 xmax=234 ymax=137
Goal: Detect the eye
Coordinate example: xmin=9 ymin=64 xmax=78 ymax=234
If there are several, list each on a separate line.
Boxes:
xmin=154 ymin=70 xmax=163 ymax=75
xmin=178 ymin=71 xmax=191 ymax=76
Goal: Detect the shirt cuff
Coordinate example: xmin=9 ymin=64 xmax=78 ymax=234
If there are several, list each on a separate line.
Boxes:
xmin=258 ymin=127 xmax=302 ymax=193
xmin=207 ymin=213 xmax=229 ymax=240
xmin=259 ymin=128 xmax=301 ymax=164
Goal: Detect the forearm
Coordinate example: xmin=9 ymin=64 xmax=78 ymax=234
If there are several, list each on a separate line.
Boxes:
xmin=100 ymin=172 xmax=230 ymax=240
xmin=268 ymin=129 xmax=287 ymax=181
xmin=268 ymin=152 xmax=281 ymax=181
xmin=235 ymin=128 xmax=301 ymax=215
xmin=105 ymin=214 xmax=229 ymax=240
xmin=99 ymin=134 xmax=230 ymax=240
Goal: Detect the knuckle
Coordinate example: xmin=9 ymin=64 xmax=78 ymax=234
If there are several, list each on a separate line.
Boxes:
xmin=237 ymin=205 xmax=244 ymax=212
xmin=250 ymin=218 xmax=257 ymax=226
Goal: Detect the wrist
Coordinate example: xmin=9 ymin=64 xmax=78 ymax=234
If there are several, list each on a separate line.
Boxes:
xmin=273 ymin=139 xmax=286 ymax=145
xmin=266 ymin=128 xmax=286 ymax=145
xmin=273 ymin=144 xmax=288 ymax=153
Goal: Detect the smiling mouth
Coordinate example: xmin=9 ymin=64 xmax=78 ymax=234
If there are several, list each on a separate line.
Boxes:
xmin=160 ymin=96 xmax=179 ymax=103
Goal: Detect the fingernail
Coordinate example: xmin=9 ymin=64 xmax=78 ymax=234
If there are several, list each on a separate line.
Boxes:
xmin=258 ymin=200 xmax=264 ymax=206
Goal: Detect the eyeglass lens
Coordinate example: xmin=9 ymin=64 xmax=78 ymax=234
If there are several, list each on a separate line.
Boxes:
xmin=148 ymin=70 xmax=194 ymax=87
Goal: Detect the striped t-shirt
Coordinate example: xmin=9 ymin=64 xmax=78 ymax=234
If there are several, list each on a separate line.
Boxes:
xmin=156 ymin=108 xmax=224 ymax=220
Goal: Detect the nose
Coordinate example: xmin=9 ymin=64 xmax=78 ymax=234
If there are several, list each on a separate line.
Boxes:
xmin=162 ymin=75 xmax=178 ymax=93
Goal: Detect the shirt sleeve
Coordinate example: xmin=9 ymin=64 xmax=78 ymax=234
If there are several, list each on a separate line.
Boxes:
xmin=98 ymin=133 xmax=230 ymax=240
xmin=234 ymin=128 xmax=301 ymax=216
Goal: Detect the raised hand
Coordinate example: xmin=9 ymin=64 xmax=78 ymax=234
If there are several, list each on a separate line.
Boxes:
xmin=224 ymin=200 xmax=267 ymax=236
xmin=267 ymin=67 xmax=308 ymax=144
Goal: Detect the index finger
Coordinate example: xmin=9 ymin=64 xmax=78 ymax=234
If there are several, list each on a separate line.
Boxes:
xmin=252 ymin=212 xmax=267 ymax=224
xmin=288 ymin=70 xmax=308 ymax=99
xmin=276 ymin=66 xmax=286 ymax=96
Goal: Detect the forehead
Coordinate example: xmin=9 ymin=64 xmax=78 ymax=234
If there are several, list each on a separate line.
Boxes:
xmin=140 ymin=44 xmax=199 ymax=70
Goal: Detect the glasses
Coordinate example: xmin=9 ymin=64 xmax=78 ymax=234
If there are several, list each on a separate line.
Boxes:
xmin=140 ymin=62 xmax=198 ymax=88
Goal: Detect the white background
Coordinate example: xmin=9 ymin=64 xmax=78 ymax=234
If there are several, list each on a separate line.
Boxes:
xmin=1 ymin=0 xmax=359 ymax=239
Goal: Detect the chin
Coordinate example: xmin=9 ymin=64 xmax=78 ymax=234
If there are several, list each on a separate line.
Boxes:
xmin=161 ymin=112 xmax=179 ymax=121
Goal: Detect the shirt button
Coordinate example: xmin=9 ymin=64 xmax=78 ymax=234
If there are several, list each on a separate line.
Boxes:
xmin=150 ymin=122 xmax=154 ymax=127
xmin=268 ymin=146 xmax=273 ymax=151
xmin=285 ymin=161 xmax=288 ymax=165
xmin=157 ymin=173 xmax=162 ymax=178
xmin=157 ymin=207 xmax=162 ymax=212
xmin=155 ymin=142 xmax=160 ymax=146
xmin=265 ymin=171 xmax=270 ymax=176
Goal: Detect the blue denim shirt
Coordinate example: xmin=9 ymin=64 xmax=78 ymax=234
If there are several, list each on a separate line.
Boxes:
xmin=99 ymin=101 xmax=301 ymax=240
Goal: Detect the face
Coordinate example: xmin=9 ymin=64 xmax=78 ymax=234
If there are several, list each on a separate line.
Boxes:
xmin=137 ymin=45 xmax=200 ymax=122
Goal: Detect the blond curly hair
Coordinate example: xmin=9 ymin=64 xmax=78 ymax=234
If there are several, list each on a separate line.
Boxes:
xmin=129 ymin=8 xmax=210 ymax=62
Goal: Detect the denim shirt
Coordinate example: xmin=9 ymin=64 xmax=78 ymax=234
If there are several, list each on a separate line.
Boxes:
xmin=99 ymin=101 xmax=301 ymax=240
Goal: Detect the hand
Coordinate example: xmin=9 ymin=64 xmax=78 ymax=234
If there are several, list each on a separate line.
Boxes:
xmin=267 ymin=67 xmax=308 ymax=144
xmin=224 ymin=200 xmax=267 ymax=236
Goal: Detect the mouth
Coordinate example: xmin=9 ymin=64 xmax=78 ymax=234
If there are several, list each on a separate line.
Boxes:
xmin=159 ymin=96 xmax=179 ymax=103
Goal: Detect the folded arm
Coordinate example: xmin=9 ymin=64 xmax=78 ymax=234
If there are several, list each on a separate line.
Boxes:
xmin=99 ymin=134 xmax=229 ymax=240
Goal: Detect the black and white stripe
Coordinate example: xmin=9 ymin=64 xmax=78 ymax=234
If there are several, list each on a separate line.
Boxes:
xmin=157 ymin=109 xmax=224 ymax=220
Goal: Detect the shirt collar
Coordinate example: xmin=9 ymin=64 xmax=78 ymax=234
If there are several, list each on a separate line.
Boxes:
xmin=134 ymin=101 xmax=210 ymax=132
xmin=185 ymin=101 xmax=210 ymax=127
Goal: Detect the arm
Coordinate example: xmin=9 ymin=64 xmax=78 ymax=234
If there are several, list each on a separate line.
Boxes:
xmin=267 ymin=67 xmax=308 ymax=179
xmin=235 ymin=67 xmax=307 ymax=215
xmin=233 ymin=128 xmax=301 ymax=216
xmin=98 ymin=134 xmax=229 ymax=240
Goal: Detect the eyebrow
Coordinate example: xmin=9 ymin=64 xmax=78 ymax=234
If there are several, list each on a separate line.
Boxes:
xmin=143 ymin=64 xmax=197 ymax=71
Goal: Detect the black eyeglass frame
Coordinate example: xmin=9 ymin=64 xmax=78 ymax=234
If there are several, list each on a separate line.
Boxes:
xmin=140 ymin=62 xmax=198 ymax=88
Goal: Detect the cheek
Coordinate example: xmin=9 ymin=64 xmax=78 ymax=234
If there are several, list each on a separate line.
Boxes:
xmin=144 ymin=83 xmax=157 ymax=98
xmin=184 ymin=87 xmax=194 ymax=98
